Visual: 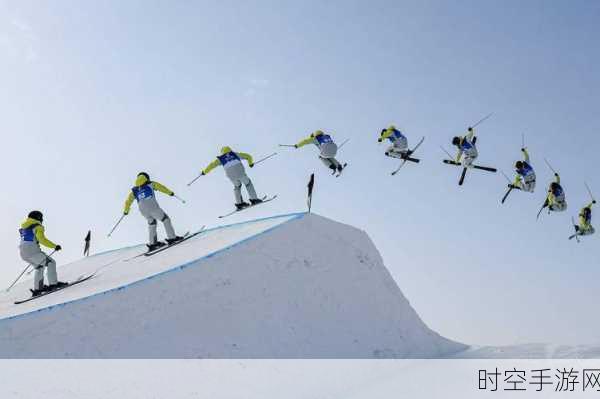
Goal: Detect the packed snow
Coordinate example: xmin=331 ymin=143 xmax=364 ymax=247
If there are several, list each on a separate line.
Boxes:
xmin=0 ymin=212 xmax=465 ymax=358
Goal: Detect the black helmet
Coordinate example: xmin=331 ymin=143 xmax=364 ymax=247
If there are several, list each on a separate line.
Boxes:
xmin=452 ymin=136 xmax=461 ymax=146
xmin=28 ymin=210 xmax=43 ymax=222
xmin=467 ymin=127 xmax=473 ymax=132
xmin=138 ymin=172 xmax=150 ymax=180
xmin=515 ymin=161 xmax=523 ymax=170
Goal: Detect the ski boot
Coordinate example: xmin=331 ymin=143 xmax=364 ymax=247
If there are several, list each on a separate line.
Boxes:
xmin=250 ymin=198 xmax=263 ymax=206
xmin=235 ymin=202 xmax=250 ymax=210
xmin=147 ymin=241 xmax=166 ymax=251
xmin=30 ymin=285 xmax=48 ymax=297
xmin=46 ymin=281 xmax=69 ymax=292
xmin=329 ymin=165 xmax=337 ymax=175
xmin=337 ymin=164 xmax=344 ymax=172
xmin=166 ymin=236 xmax=184 ymax=245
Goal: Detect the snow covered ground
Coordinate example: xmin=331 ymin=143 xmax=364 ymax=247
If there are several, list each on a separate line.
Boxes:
xmin=0 ymin=213 xmax=465 ymax=358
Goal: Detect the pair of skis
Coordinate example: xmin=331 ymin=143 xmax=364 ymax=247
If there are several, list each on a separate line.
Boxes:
xmin=218 ymin=195 xmax=278 ymax=218
xmin=442 ymin=159 xmax=497 ymax=185
xmin=14 ymin=273 xmax=96 ymax=304
xmin=389 ymin=137 xmax=425 ymax=176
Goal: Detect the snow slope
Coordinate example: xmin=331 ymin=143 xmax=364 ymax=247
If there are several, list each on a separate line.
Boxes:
xmin=0 ymin=213 xmax=465 ymax=358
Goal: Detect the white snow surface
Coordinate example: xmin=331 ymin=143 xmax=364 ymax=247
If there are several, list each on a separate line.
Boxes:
xmin=0 ymin=212 xmax=465 ymax=358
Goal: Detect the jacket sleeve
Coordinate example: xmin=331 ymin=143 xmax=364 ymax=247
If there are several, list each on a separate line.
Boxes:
xmin=34 ymin=225 xmax=57 ymax=249
xmin=124 ymin=192 xmax=135 ymax=214
xmin=466 ymin=129 xmax=475 ymax=142
xmin=522 ymin=148 xmax=530 ymax=163
xmin=380 ymin=129 xmax=393 ymax=141
xmin=237 ymin=152 xmax=254 ymax=165
xmin=295 ymin=136 xmax=315 ymax=148
xmin=152 ymin=181 xmax=174 ymax=196
xmin=202 ymin=159 xmax=221 ymax=175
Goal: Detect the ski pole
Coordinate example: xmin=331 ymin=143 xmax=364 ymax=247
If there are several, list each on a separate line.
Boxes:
xmin=544 ymin=158 xmax=557 ymax=174
xmin=174 ymin=194 xmax=186 ymax=204
xmin=253 ymin=152 xmax=277 ymax=166
xmin=8 ymin=250 xmax=57 ymax=291
xmin=338 ymin=138 xmax=350 ymax=150
xmin=107 ymin=214 xmax=126 ymax=237
xmin=584 ymin=182 xmax=595 ymax=201
xmin=470 ymin=112 xmax=493 ymax=129
xmin=187 ymin=173 xmax=203 ymax=187
xmin=278 ymin=144 xmax=296 ymax=148
xmin=501 ymin=170 xmax=512 ymax=184
xmin=440 ymin=146 xmax=454 ymax=160
xmin=521 ymin=132 xmax=525 ymax=149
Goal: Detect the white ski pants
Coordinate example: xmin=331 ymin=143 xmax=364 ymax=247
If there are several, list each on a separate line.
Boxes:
xmin=225 ymin=163 xmax=258 ymax=204
xmin=20 ymin=244 xmax=57 ymax=290
xmin=138 ymin=197 xmax=176 ymax=244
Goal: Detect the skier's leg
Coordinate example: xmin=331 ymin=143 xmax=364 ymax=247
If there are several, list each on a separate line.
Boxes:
xmin=148 ymin=218 xmax=158 ymax=244
xmin=319 ymin=156 xmax=334 ymax=168
xmin=240 ymin=175 xmax=258 ymax=200
xmin=233 ymin=180 xmax=244 ymax=204
xmin=159 ymin=213 xmax=176 ymax=239
xmin=33 ymin=266 xmax=44 ymax=290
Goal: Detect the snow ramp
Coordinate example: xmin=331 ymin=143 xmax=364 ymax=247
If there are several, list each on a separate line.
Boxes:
xmin=0 ymin=213 xmax=465 ymax=358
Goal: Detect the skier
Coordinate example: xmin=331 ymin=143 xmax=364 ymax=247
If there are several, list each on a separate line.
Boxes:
xmin=575 ymin=200 xmax=596 ymax=237
xmin=511 ymin=148 xmax=536 ymax=192
xmin=19 ymin=210 xmax=67 ymax=296
xmin=378 ymin=125 xmax=409 ymax=158
xmin=123 ymin=172 xmax=183 ymax=251
xmin=201 ymin=147 xmax=263 ymax=210
xmin=452 ymin=127 xmax=478 ymax=167
xmin=542 ymin=173 xmax=567 ymax=212
xmin=295 ymin=130 xmax=345 ymax=174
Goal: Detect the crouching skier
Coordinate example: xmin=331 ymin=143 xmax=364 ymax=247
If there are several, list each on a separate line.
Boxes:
xmin=452 ymin=127 xmax=478 ymax=167
xmin=123 ymin=172 xmax=183 ymax=251
xmin=295 ymin=130 xmax=346 ymax=175
xmin=201 ymin=147 xmax=263 ymax=210
xmin=511 ymin=148 xmax=536 ymax=192
xmin=575 ymin=201 xmax=596 ymax=237
xmin=543 ymin=174 xmax=568 ymax=213
xmin=19 ymin=210 xmax=66 ymax=297
xmin=378 ymin=125 xmax=409 ymax=158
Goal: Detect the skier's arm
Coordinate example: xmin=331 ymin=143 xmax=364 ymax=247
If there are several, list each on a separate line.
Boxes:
xmin=466 ymin=129 xmax=474 ymax=142
xmin=152 ymin=181 xmax=175 ymax=196
xmin=237 ymin=152 xmax=254 ymax=165
xmin=522 ymin=148 xmax=530 ymax=163
xmin=295 ymin=136 xmax=314 ymax=148
xmin=202 ymin=159 xmax=221 ymax=175
xmin=378 ymin=129 xmax=393 ymax=142
xmin=34 ymin=225 xmax=57 ymax=249
xmin=123 ymin=192 xmax=135 ymax=215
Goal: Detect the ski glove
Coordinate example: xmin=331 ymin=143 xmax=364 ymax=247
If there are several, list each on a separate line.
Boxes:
xmin=170 ymin=192 xmax=175 ymax=196
xmin=123 ymin=211 xmax=129 ymax=216
xmin=249 ymin=163 xmax=254 ymax=168
xmin=55 ymin=245 xmax=62 ymax=251
xmin=294 ymin=144 xmax=298 ymax=148
xmin=378 ymin=138 xmax=383 ymax=142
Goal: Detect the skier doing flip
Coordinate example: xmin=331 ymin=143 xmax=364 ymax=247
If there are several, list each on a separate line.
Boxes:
xmin=378 ymin=125 xmax=409 ymax=158
xmin=543 ymin=174 xmax=567 ymax=212
xmin=452 ymin=127 xmax=478 ymax=167
xmin=511 ymin=148 xmax=536 ymax=193
xmin=575 ymin=200 xmax=596 ymax=237
xmin=201 ymin=147 xmax=263 ymax=210
xmin=295 ymin=130 xmax=346 ymax=175
xmin=18 ymin=210 xmax=67 ymax=296
xmin=123 ymin=172 xmax=183 ymax=251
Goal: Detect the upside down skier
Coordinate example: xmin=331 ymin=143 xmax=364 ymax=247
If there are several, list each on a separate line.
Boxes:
xmin=201 ymin=147 xmax=263 ymax=210
xmin=542 ymin=174 xmax=567 ymax=212
xmin=295 ymin=130 xmax=346 ymax=175
xmin=19 ymin=210 xmax=67 ymax=296
xmin=575 ymin=201 xmax=596 ymax=237
xmin=378 ymin=125 xmax=409 ymax=158
xmin=123 ymin=172 xmax=183 ymax=251
xmin=452 ymin=127 xmax=478 ymax=167
xmin=511 ymin=148 xmax=536 ymax=193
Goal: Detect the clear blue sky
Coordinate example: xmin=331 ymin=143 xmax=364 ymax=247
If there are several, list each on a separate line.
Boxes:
xmin=0 ymin=0 xmax=598 ymax=346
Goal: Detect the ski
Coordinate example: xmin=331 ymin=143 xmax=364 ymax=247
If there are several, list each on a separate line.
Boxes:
xmin=218 ymin=195 xmax=278 ymax=218
xmin=14 ymin=274 xmax=95 ymax=304
xmin=501 ymin=186 xmax=514 ymax=204
xmin=458 ymin=167 xmax=468 ymax=186
xmin=443 ymin=159 xmax=497 ymax=173
xmin=536 ymin=202 xmax=547 ymax=220
xmin=391 ymin=137 xmax=424 ymax=176
xmin=144 ymin=227 xmax=206 ymax=257
xmin=569 ymin=217 xmax=580 ymax=242
xmin=335 ymin=163 xmax=348 ymax=177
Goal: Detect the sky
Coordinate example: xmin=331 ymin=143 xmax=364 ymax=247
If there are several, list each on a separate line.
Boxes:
xmin=0 ymin=0 xmax=598 ymax=347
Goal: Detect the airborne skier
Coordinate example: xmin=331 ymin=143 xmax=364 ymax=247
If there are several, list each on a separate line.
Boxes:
xmin=19 ymin=210 xmax=67 ymax=297
xmin=574 ymin=201 xmax=596 ymax=237
xmin=511 ymin=148 xmax=536 ymax=192
xmin=123 ymin=172 xmax=183 ymax=251
xmin=201 ymin=147 xmax=263 ymax=210
xmin=542 ymin=174 xmax=567 ymax=213
xmin=378 ymin=125 xmax=409 ymax=158
xmin=294 ymin=130 xmax=346 ymax=175
xmin=452 ymin=127 xmax=478 ymax=167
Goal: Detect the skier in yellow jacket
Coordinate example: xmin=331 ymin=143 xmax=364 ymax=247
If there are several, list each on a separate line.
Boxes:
xmin=201 ymin=147 xmax=262 ymax=210
xmin=123 ymin=172 xmax=183 ymax=250
xmin=543 ymin=173 xmax=567 ymax=212
xmin=295 ymin=130 xmax=345 ymax=174
xmin=19 ymin=210 xmax=67 ymax=296
xmin=575 ymin=201 xmax=596 ymax=237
